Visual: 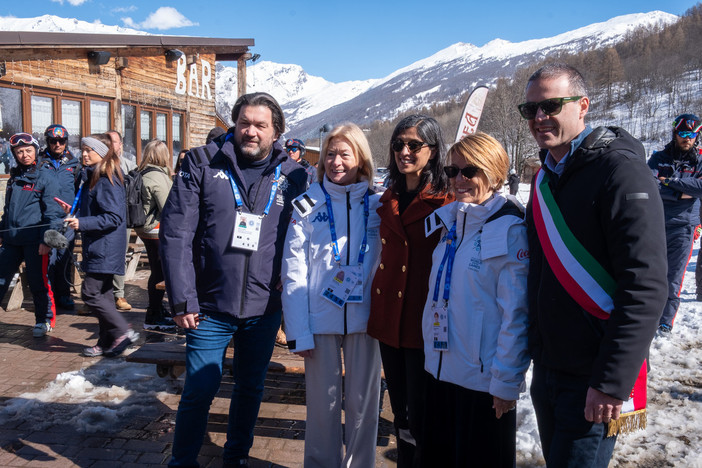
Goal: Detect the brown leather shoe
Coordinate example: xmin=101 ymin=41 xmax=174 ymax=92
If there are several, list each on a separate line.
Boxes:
xmin=115 ymin=297 xmax=132 ymax=310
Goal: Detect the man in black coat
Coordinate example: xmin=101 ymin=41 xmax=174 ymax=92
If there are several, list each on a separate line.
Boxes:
xmin=521 ymin=63 xmax=666 ymax=467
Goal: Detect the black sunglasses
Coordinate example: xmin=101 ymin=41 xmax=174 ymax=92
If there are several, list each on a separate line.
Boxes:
xmin=517 ymin=96 xmax=582 ymax=120
xmin=391 ymin=139 xmax=429 ymax=153
xmin=444 ymin=165 xmax=480 ymax=179
xmin=285 ymin=146 xmax=299 ymax=152
xmin=48 ymin=138 xmax=67 ymax=145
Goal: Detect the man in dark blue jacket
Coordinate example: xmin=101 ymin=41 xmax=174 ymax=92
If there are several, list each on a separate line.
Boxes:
xmin=0 ymin=133 xmax=64 ymax=337
xmin=39 ymin=124 xmax=81 ymax=311
xmin=161 ymin=92 xmax=307 ymax=467
xmin=647 ymin=113 xmax=702 ymax=332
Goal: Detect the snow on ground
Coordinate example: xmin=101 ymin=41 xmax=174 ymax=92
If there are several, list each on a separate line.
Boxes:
xmin=0 ymin=358 xmax=178 ymax=434
xmin=0 ymin=182 xmax=700 ymax=466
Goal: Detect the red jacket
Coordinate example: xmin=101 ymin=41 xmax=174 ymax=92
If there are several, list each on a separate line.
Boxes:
xmin=367 ymin=186 xmax=453 ymax=348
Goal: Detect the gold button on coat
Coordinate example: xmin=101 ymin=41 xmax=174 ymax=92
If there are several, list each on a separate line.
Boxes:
xmin=402 ymin=265 xmax=406 ymax=272
xmin=382 ymin=238 xmax=387 ymax=244
xmin=380 ymin=263 xmax=385 ymax=270
xmin=398 ymin=291 xmax=402 ymax=298
xmin=376 ymin=288 xmax=381 ymax=295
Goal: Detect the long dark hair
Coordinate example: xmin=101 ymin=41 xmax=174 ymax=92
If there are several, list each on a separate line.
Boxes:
xmin=386 ymin=114 xmax=448 ymax=194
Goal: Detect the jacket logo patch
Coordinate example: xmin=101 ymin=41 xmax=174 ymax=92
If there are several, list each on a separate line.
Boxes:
xmin=311 ymin=212 xmax=329 ymax=223
xmin=213 ymin=170 xmax=228 ymax=180
xmin=21 ymin=184 xmax=37 ymax=192
xmin=179 ymin=170 xmax=191 ymax=180
xmin=468 ymin=257 xmax=482 ymax=271
xmin=517 ymin=249 xmax=529 ymax=261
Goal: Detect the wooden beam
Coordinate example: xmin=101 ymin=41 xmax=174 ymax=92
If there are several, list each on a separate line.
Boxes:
xmin=237 ymin=56 xmax=247 ymax=99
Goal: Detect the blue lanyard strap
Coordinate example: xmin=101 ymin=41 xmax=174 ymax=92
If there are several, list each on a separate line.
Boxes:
xmin=69 ymin=181 xmax=84 ymax=216
xmin=225 ymin=163 xmax=281 ymax=216
xmin=432 ymin=223 xmax=457 ymax=304
xmin=319 ymin=182 xmax=370 ymax=265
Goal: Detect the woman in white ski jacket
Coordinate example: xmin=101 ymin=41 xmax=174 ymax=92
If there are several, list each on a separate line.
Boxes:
xmin=282 ymin=123 xmax=382 ymax=468
xmin=421 ymin=132 xmax=529 ymax=468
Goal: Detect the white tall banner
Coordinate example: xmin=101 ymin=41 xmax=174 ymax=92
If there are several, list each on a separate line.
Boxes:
xmin=454 ymin=85 xmax=489 ymax=143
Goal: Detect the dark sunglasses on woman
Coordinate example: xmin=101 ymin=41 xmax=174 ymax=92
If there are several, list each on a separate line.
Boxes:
xmin=391 ymin=139 xmax=429 ymax=153
xmin=443 ymin=165 xmax=480 ymax=179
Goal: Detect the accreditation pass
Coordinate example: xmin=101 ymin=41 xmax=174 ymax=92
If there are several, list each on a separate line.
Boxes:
xmin=231 ymin=212 xmax=263 ymax=251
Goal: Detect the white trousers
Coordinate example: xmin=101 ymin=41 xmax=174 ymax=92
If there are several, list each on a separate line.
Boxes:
xmin=303 ymin=333 xmax=381 ymax=468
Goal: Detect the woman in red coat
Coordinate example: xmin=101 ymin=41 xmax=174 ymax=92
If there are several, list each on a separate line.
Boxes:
xmin=367 ymin=115 xmax=452 ymax=467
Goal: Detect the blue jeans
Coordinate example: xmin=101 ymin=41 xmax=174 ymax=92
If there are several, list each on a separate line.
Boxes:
xmin=168 ymin=309 xmax=281 ymax=467
xmin=530 ymin=364 xmax=617 ymax=467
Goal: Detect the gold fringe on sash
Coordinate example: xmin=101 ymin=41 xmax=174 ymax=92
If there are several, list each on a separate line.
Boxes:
xmin=606 ymin=409 xmax=647 ymax=437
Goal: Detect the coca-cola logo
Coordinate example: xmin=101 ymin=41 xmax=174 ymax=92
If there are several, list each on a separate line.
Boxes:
xmin=517 ymin=249 xmax=529 ymax=261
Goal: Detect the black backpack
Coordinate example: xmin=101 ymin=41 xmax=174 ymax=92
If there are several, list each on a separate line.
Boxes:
xmin=124 ymin=167 xmax=158 ymax=228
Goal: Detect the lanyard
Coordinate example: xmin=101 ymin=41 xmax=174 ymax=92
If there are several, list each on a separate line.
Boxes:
xmin=432 ymin=223 xmax=458 ymax=305
xmin=225 ymin=163 xmax=281 ymax=216
xmin=319 ymin=182 xmax=370 ymax=265
xmin=70 ymin=180 xmax=84 ymax=216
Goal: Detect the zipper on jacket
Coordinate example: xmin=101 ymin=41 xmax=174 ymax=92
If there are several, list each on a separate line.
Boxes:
xmin=237 ymin=167 xmax=276 ymax=317
xmin=344 ymin=191 xmax=351 ymax=335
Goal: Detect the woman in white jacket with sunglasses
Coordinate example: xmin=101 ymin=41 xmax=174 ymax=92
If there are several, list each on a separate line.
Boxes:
xmin=421 ymin=132 xmax=530 ymax=467
xmin=282 ymin=123 xmax=382 ymax=468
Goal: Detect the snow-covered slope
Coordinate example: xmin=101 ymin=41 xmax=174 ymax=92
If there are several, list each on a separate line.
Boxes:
xmin=270 ymin=10 xmax=678 ymax=138
xmin=0 ymin=14 xmax=147 ymax=35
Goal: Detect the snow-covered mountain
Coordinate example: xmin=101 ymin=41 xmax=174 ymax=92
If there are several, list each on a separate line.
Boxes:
xmin=238 ymin=10 xmax=676 ymax=138
xmin=0 ymin=14 xmax=147 ymax=35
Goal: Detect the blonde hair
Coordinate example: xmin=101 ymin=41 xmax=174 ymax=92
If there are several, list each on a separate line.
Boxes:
xmin=448 ymin=132 xmax=509 ymax=191
xmin=316 ymin=123 xmax=374 ymax=189
xmin=138 ymin=139 xmax=172 ymax=172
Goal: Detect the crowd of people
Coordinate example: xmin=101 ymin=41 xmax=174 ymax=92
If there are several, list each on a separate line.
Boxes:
xmin=1 ymin=61 xmax=700 ymax=467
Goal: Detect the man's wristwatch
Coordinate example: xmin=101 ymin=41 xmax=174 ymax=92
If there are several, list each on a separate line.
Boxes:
xmin=663 ymin=178 xmax=671 ymax=186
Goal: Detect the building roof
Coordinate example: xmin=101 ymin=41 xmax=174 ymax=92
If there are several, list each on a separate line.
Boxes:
xmin=0 ymin=31 xmax=254 ymax=61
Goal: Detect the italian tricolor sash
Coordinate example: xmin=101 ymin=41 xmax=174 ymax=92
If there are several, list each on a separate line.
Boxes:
xmin=532 ymin=168 xmax=647 ymax=436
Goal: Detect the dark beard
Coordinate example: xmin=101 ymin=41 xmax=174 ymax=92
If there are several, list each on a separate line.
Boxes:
xmin=236 ymin=141 xmax=272 ymax=161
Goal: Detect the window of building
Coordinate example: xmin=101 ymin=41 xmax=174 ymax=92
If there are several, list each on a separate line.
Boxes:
xmin=156 ymin=112 xmax=167 ymax=141
xmin=61 ymin=99 xmax=82 ymax=156
xmin=0 ymin=87 xmax=23 ymax=175
xmin=172 ymin=113 xmax=183 ymax=167
xmin=31 ymin=95 xmax=54 ymax=145
xmin=140 ymin=110 xmax=153 ymax=157
xmin=121 ymin=104 xmax=137 ymax=162
xmin=90 ymin=100 xmax=110 ymax=134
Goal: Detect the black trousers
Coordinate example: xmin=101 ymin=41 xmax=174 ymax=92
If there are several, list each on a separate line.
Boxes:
xmin=379 ymin=343 xmax=426 ymax=468
xmin=81 ymin=273 xmax=129 ymax=348
xmin=141 ymin=237 xmax=165 ymax=311
xmin=422 ymin=374 xmax=516 ymax=468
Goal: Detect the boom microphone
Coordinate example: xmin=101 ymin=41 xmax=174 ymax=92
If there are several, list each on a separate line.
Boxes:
xmin=44 ymin=229 xmax=69 ymax=250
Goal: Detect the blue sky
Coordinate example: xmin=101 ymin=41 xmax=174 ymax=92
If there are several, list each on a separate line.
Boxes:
xmin=2 ymin=0 xmax=696 ymax=82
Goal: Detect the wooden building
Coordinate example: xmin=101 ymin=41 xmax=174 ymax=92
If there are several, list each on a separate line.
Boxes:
xmin=0 ymin=31 xmax=253 ymax=175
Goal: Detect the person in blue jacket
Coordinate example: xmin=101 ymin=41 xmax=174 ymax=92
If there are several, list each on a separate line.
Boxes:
xmin=0 ymin=133 xmax=63 ymax=337
xmin=648 ymin=113 xmax=702 ymax=332
xmin=39 ymin=124 xmax=81 ymax=311
xmin=63 ymin=134 xmax=138 ymax=357
xmin=160 ymin=92 xmax=308 ymax=467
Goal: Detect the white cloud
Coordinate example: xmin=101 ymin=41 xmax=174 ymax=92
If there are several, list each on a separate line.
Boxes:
xmin=111 ymin=6 xmax=137 ymax=13
xmin=121 ymin=7 xmax=197 ymax=31
xmin=50 ymin=0 xmax=89 ymax=6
